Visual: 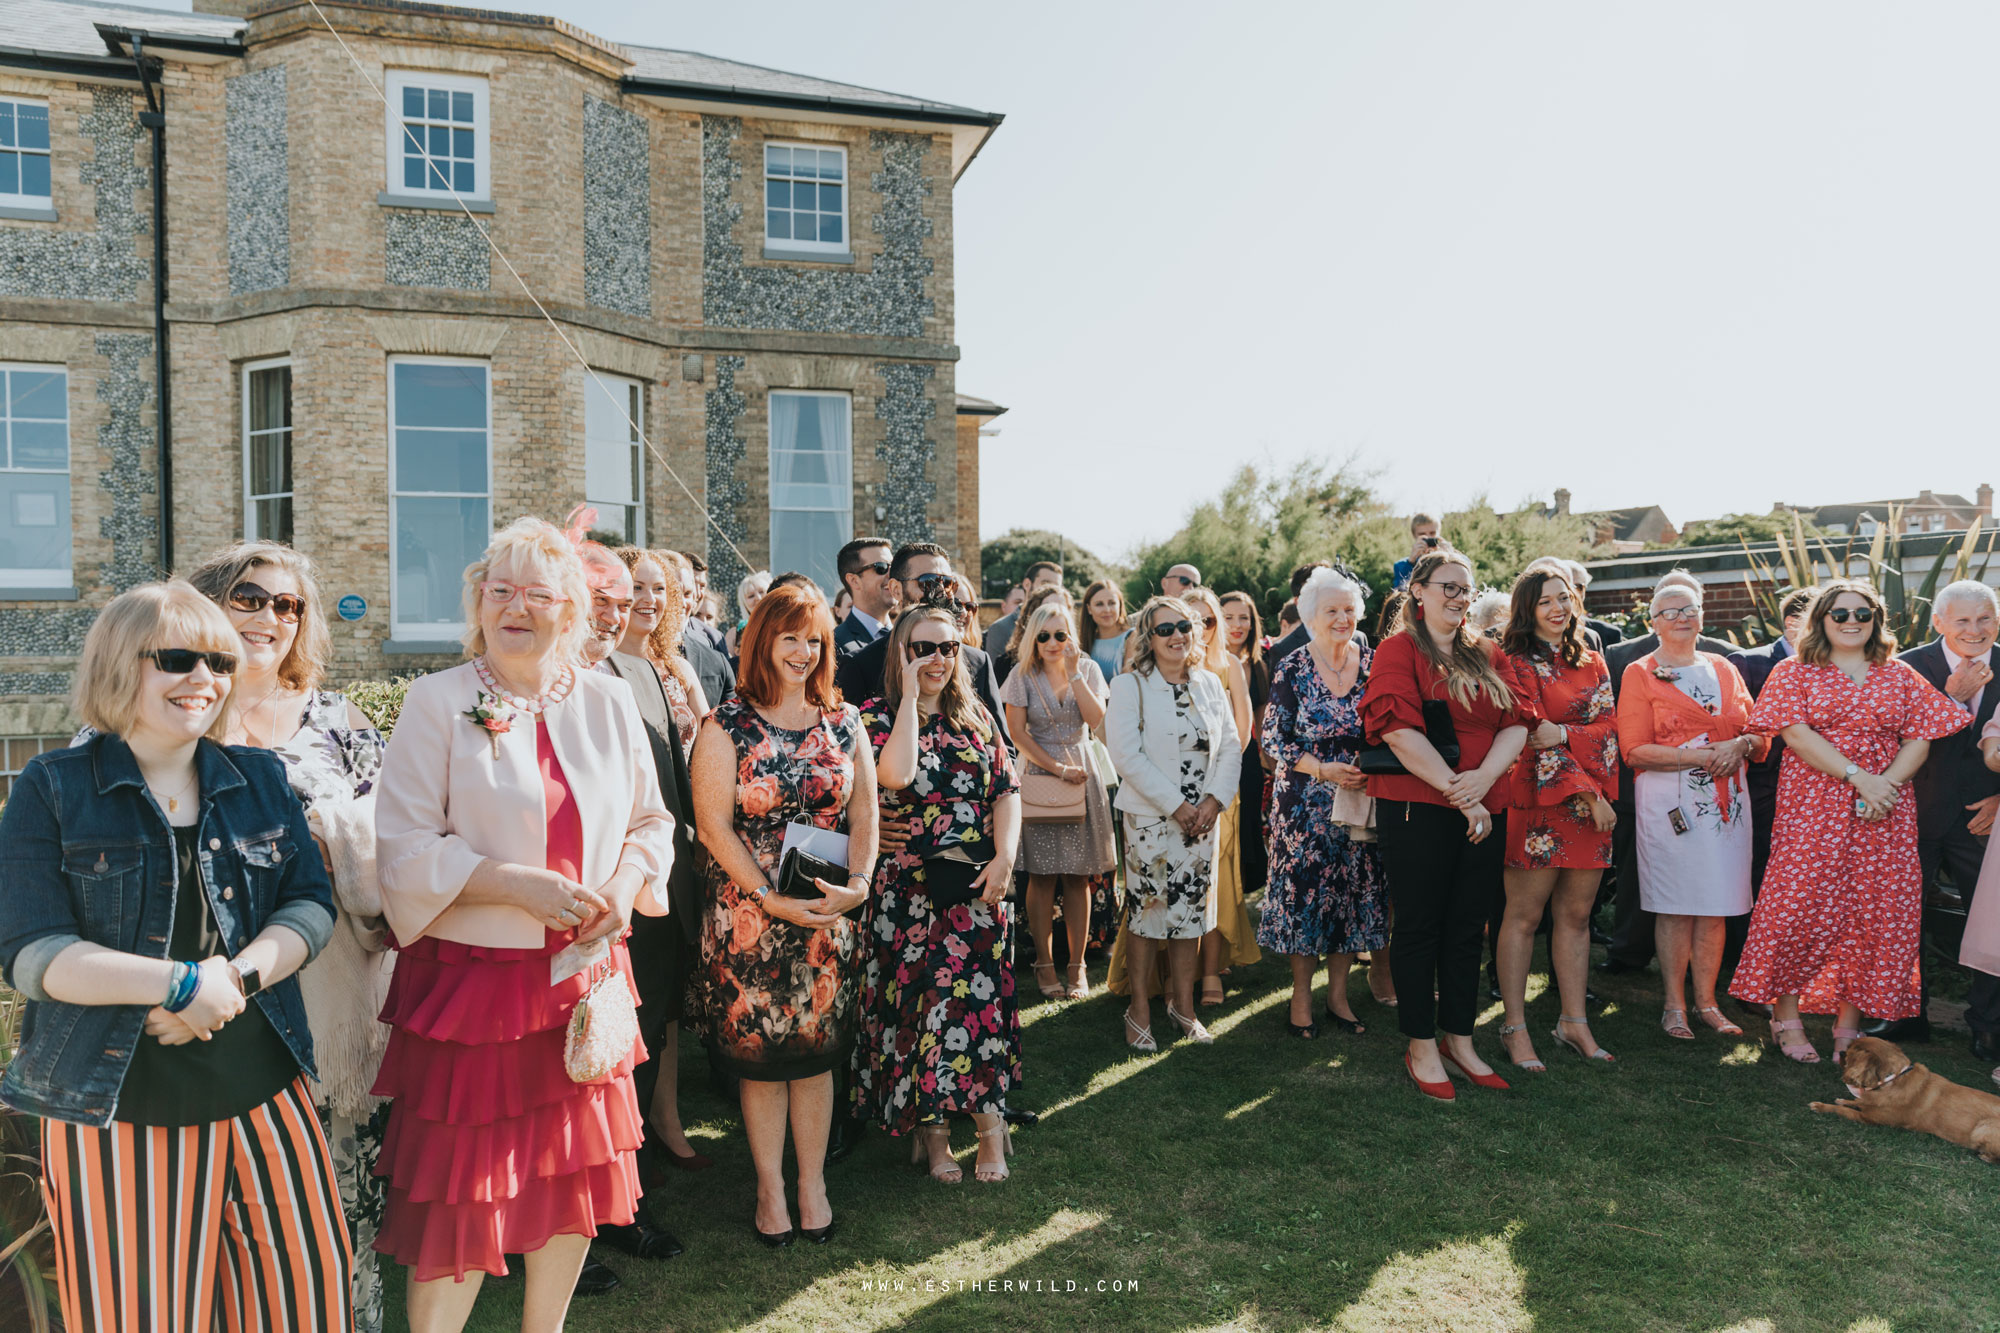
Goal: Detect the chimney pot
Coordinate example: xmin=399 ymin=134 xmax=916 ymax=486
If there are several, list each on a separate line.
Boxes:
xmin=1980 ymin=483 xmax=1993 ymax=518
xmin=1553 ymin=488 xmax=1571 ymax=516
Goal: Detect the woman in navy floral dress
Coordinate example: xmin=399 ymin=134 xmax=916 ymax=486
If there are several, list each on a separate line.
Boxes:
xmin=852 ymin=606 xmax=1023 ymax=1186
xmin=1259 ymin=569 xmax=1389 ymax=1037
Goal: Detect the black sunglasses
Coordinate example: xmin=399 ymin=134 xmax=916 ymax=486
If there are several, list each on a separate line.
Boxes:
xmin=852 ymin=560 xmax=892 ymax=577
xmin=1151 ymin=619 xmax=1195 ymax=638
xmin=908 ymin=639 xmax=962 ymax=659
xmin=228 ymin=581 xmax=305 ymax=623
xmin=1035 ymin=630 xmax=1070 ymax=644
xmin=911 ymin=573 xmax=955 ymax=591
xmin=1826 ymin=607 xmax=1876 ymax=625
xmin=143 ymin=648 xmax=239 ymax=676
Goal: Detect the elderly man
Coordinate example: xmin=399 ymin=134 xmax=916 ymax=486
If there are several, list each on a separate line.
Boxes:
xmin=984 ymin=559 xmax=1063 ymax=660
xmin=1877 ymin=580 xmax=2000 ymax=1055
xmin=1598 ymin=570 xmax=1734 ymax=976
xmin=1160 ymin=562 xmax=1202 ymax=596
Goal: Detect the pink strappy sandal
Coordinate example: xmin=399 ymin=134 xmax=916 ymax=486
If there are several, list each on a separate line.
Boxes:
xmin=1769 ymin=1017 xmax=1820 ymax=1064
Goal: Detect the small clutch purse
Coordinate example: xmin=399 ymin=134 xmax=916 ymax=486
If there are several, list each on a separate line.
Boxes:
xmin=564 ymin=963 xmax=639 ymax=1084
xmin=923 ymin=855 xmax=989 ymax=908
xmin=1357 ymin=700 xmax=1462 ymax=775
xmin=776 ymin=847 xmax=848 ymax=900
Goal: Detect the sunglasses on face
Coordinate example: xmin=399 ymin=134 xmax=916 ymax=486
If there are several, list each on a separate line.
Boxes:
xmin=853 ymin=560 xmax=892 ymax=577
xmin=1035 ymin=630 xmax=1070 ymax=644
xmin=1827 ymin=607 xmax=1876 ymax=625
xmin=911 ymin=573 xmax=955 ymax=592
xmin=1422 ymin=581 xmax=1472 ymax=600
xmin=481 ymin=581 xmax=559 ymax=608
xmin=1151 ymin=619 xmax=1195 ymax=638
xmin=1195 ymin=615 xmax=1217 ymax=629
xmin=227 ymin=581 xmax=305 ymax=623
xmin=951 ymin=599 xmax=977 ymax=617
xmin=1170 ymin=576 xmax=1195 ymax=587
xmin=143 ymin=648 xmax=238 ymax=676
xmin=908 ymin=639 xmax=962 ymax=659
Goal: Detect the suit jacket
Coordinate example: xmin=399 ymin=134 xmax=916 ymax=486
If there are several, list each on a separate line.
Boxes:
xmin=1270 ymin=622 xmax=1367 ymax=667
xmin=834 ymin=609 xmax=883 ymax=659
xmin=835 ymin=632 xmax=1014 ymax=751
xmin=1899 ymin=638 xmax=2000 ymax=838
xmin=681 ymin=634 xmax=734 ymax=708
xmin=983 ymin=609 xmax=1018 ymax=662
xmin=687 ymin=618 xmax=727 ymax=655
xmin=1728 ymin=637 xmax=1793 ymax=800
xmin=604 ymin=653 xmax=702 ymax=943
xmin=1604 ymin=631 xmax=1734 ymax=806
xmin=1586 ymin=617 xmax=1625 ymax=648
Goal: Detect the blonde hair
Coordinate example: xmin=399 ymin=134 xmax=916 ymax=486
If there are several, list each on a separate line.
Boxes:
xmin=461 ymin=517 xmax=590 ymax=661
xmin=1127 ymin=595 xmax=1195 ymax=678
xmin=72 ymin=581 xmax=240 ymax=741
xmin=1004 ymin=584 xmax=1072 ymax=662
xmin=1797 ymin=579 xmax=1898 ymax=666
xmin=881 ymin=606 xmax=995 ymax=740
xmin=1394 ymin=550 xmax=1515 ymax=711
xmin=1182 ymin=586 xmax=1231 ymax=676
xmin=182 ymin=541 xmax=332 ymax=691
xmin=1019 ymin=600 xmax=1078 ymax=677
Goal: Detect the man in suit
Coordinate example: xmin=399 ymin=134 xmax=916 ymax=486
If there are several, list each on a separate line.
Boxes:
xmin=668 ymin=554 xmax=734 ymax=704
xmin=833 ymin=535 xmax=897 ymax=657
xmin=982 ymin=559 xmax=1063 ymax=661
xmin=835 ymin=542 xmax=1011 ymax=749
xmin=678 ymin=551 xmax=729 ymax=657
xmin=1880 ymin=581 xmax=2000 ymax=1056
xmin=1598 ymin=570 xmax=1735 ymax=975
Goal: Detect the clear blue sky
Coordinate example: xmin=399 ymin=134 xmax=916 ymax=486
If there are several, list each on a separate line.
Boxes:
xmin=181 ymin=1 xmax=2000 ymax=563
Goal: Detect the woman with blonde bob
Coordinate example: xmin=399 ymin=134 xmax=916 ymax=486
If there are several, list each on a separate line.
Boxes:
xmin=0 ymin=582 xmax=349 ymax=1333
xmin=371 ymin=517 xmax=675 ymax=1331
xmin=1001 ymin=599 xmax=1115 ymax=999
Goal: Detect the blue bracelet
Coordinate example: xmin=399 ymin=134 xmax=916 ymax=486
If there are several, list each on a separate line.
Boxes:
xmin=162 ymin=961 xmax=201 ymax=1013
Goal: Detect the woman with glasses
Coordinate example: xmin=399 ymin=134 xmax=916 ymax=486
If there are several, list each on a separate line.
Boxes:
xmin=371 ymin=518 xmax=675 ymax=1330
xmin=1360 ymin=550 xmax=1528 ymax=1100
xmin=1731 ymin=580 xmax=1967 ymax=1064
xmin=0 ymin=582 xmax=350 ymax=1333
xmin=954 ymin=575 xmax=985 ymax=646
xmin=1001 ymin=601 xmax=1115 ymax=999
xmin=1104 ymin=596 xmax=1242 ymax=1049
xmin=1081 ymin=579 xmax=1133 ymax=678
xmin=851 ymin=606 xmax=1022 ymax=1184
xmin=1000 ymin=585 xmax=1073 ymax=680
xmin=1613 ymin=581 xmax=1762 ymax=1051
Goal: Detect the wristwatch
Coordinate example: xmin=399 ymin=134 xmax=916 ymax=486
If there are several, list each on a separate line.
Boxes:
xmin=1841 ymin=762 xmax=1861 ymax=784
xmin=229 ymin=960 xmax=264 ymax=998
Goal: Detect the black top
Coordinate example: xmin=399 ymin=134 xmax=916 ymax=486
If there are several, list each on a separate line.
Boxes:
xmin=835 ymin=631 xmax=1015 ymax=752
xmin=115 ymin=826 xmax=300 ymax=1127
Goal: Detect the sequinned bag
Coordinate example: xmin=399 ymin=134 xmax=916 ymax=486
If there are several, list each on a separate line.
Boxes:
xmin=564 ymin=961 xmax=639 ymax=1084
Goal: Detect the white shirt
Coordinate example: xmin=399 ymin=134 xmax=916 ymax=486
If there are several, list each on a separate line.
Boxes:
xmin=1943 ymin=644 xmax=1988 ymax=717
xmin=851 ymin=608 xmax=886 ymax=640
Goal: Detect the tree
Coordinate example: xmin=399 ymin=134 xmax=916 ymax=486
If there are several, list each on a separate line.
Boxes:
xmin=979 ymin=529 xmax=1118 ymax=601
xmin=1672 ymin=510 xmax=1820 ymax=550
xmin=1438 ymin=497 xmax=1606 ymax=590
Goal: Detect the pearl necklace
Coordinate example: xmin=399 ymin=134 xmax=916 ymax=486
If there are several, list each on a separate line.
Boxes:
xmin=475 ymin=657 xmax=575 ymax=714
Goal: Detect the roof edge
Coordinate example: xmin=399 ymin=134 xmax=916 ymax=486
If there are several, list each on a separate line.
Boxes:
xmin=621 ymin=73 xmax=1002 ymax=128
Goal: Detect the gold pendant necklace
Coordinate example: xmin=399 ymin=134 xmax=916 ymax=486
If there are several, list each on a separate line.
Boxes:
xmin=150 ymin=769 xmax=198 ymax=814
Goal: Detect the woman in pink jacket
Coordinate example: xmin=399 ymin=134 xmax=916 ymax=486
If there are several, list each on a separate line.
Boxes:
xmin=372 ymin=517 xmax=674 ymax=1333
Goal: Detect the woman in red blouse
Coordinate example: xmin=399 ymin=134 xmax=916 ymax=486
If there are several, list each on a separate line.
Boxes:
xmin=1493 ymin=568 xmax=1619 ymax=1069
xmin=1360 ymin=550 xmax=1529 ymax=1100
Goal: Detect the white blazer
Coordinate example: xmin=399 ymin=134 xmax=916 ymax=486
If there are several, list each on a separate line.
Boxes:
xmin=1105 ymin=665 xmax=1242 ymax=817
xmin=375 ymin=661 xmax=676 ymax=949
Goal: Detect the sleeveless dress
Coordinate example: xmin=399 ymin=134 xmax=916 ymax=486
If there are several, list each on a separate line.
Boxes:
xmin=697 ymin=697 xmax=866 ymax=1081
xmin=372 ymin=717 xmax=645 ymax=1281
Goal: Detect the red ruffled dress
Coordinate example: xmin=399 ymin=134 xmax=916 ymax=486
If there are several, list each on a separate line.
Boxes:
xmin=372 ymin=718 xmax=646 ymax=1281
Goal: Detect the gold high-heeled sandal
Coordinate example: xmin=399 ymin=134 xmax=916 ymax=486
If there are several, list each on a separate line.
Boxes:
xmin=973 ymin=1117 xmax=1011 ymax=1183
xmin=1064 ymin=963 xmax=1090 ymax=1000
xmin=1033 ymin=963 xmax=1064 ymax=1000
xmin=911 ymin=1123 xmax=961 ymax=1184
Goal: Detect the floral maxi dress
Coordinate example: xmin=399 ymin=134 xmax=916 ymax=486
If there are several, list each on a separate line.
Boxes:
xmin=1730 ymin=657 xmax=1968 ymax=1018
xmin=849 ymin=701 xmax=1023 ymax=1135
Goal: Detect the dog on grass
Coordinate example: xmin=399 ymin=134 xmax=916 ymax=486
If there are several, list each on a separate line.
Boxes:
xmin=1810 ymin=1036 xmax=2000 ymax=1164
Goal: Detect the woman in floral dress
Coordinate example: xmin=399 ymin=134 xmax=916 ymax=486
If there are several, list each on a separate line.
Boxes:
xmin=1493 ymin=567 xmax=1619 ymax=1069
xmin=1259 ymin=568 xmax=1388 ymax=1038
xmin=1732 ymin=580 xmax=1967 ymax=1064
xmin=852 ymin=606 xmax=1023 ymax=1185
xmin=691 ymin=583 xmax=878 ymax=1244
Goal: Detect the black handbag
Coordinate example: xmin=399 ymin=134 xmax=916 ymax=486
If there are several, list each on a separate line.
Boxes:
xmin=775 ymin=847 xmax=848 ymax=900
xmin=922 ymin=835 xmax=994 ymax=908
xmin=1357 ymin=699 xmax=1462 ymax=775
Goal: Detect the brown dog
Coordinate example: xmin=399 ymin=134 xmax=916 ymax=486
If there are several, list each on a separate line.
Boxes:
xmin=1810 ymin=1036 xmax=2000 ymax=1164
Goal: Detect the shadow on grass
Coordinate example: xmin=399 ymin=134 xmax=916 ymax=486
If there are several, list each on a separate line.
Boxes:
xmin=432 ymin=938 xmax=2000 ymax=1333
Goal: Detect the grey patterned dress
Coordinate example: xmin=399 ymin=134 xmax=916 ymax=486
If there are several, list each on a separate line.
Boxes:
xmin=1000 ymin=660 xmax=1117 ymax=876
xmin=1123 ymin=681 xmax=1219 ymax=941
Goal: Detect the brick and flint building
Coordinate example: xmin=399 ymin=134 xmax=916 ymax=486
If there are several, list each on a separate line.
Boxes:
xmin=0 ymin=0 xmax=1002 ymax=774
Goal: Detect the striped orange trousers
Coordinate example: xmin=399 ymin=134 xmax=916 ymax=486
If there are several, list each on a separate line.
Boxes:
xmin=39 ymin=1077 xmax=354 ymax=1333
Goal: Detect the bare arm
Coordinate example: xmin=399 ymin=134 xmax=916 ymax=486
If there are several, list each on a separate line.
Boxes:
xmin=1005 ymin=702 xmax=1070 ymax=777
xmin=1226 ymin=657 xmax=1253 ymax=752
xmin=1383 ymin=728 xmax=1459 ymax=794
xmin=875 ymin=692 xmax=925 ymax=791
xmin=689 ymin=718 xmax=836 ymax=929
xmin=1071 ymin=664 xmax=1107 ymax=730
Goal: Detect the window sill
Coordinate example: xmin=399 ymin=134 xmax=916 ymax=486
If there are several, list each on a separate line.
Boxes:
xmin=0 ymin=585 xmax=78 ymax=600
xmin=378 ymin=192 xmax=495 ymax=215
xmin=761 ymin=245 xmax=854 ymax=266
xmin=0 ymin=204 xmax=58 ymax=222
xmin=382 ymin=637 xmax=466 ymax=656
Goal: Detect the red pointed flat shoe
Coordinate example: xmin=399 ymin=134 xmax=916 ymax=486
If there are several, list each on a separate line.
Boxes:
xmin=1404 ymin=1052 xmax=1456 ymax=1101
xmin=1439 ymin=1050 xmax=1511 ymax=1091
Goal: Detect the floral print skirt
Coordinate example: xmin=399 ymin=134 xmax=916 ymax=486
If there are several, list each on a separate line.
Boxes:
xmin=850 ymin=861 xmax=1021 ymax=1135
xmin=699 ymin=864 xmax=862 ymax=1083
xmin=1505 ymin=794 xmax=1613 ymax=870
xmin=1122 ymin=811 xmax=1219 ymax=941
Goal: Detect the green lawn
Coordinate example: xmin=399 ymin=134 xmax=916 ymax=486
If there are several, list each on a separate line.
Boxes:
xmin=428 ymin=943 xmax=2000 ymax=1333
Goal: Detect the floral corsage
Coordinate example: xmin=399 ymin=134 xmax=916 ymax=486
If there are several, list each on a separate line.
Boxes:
xmin=1652 ymin=666 xmax=1678 ymax=681
xmin=464 ymin=691 xmax=516 ymax=758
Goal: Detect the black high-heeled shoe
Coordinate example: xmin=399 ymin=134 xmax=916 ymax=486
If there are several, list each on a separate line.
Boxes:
xmin=1324 ymin=1006 xmax=1366 ymax=1035
xmin=752 ymin=1215 xmax=795 ymax=1248
xmin=800 ymin=1219 xmax=835 ymax=1245
xmin=1283 ymin=1015 xmax=1320 ymax=1039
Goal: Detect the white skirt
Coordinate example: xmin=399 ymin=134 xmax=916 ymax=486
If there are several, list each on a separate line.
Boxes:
xmin=1633 ymin=754 xmax=1752 ymax=917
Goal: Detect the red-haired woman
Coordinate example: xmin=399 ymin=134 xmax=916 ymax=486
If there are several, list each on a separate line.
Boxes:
xmin=690 ymin=582 xmax=879 ymax=1246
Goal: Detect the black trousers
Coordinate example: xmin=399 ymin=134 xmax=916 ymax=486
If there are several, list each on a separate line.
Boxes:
xmin=628 ymin=913 xmax=690 ymax=1117
xmin=1724 ymin=778 xmax=1779 ymax=974
xmin=1920 ymin=815 xmax=2000 ymax=1036
xmin=1604 ymin=797 xmax=1655 ymax=967
xmin=1377 ymin=800 xmax=1506 ymax=1040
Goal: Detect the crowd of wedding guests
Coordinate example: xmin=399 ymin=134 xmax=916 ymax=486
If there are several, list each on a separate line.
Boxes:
xmin=4 ymin=506 xmax=1999 ymax=1333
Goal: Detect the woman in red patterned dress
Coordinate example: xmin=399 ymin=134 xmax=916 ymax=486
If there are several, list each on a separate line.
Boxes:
xmin=1731 ymin=581 xmax=1968 ymax=1064
xmin=1493 ymin=568 xmax=1619 ymax=1069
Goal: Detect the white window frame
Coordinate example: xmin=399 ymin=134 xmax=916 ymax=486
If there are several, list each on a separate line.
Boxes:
xmin=388 ymin=354 xmax=492 ymax=640
xmin=584 ymin=371 xmax=645 ymax=547
xmin=383 ymin=70 xmax=490 ymax=204
xmin=0 ymin=735 xmax=67 ymax=801
xmin=0 ymin=97 xmax=52 ymax=207
xmin=767 ymin=389 xmax=853 ymax=594
xmin=0 ymin=361 xmax=70 ymax=588
xmin=242 ymin=356 xmax=292 ymax=544
xmin=763 ymin=142 xmax=849 ymax=256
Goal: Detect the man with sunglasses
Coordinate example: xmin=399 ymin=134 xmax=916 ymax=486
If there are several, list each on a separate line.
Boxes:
xmin=834 ymin=544 xmax=1011 ymax=752
xmin=833 ymin=536 xmax=898 ymax=658
xmin=982 ymin=560 xmax=1063 ymax=662
xmin=1160 ymin=563 xmax=1202 ymax=596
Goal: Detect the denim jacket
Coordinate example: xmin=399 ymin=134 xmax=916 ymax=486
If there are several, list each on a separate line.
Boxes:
xmin=0 ymin=734 xmax=335 ymax=1127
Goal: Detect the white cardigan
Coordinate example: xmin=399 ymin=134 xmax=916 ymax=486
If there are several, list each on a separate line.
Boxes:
xmin=1105 ymin=665 xmax=1242 ymax=817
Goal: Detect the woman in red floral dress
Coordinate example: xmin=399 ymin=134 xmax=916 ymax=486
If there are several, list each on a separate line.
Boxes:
xmin=1493 ymin=568 xmax=1619 ymax=1069
xmin=1731 ymin=581 xmax=1968 ymax=1064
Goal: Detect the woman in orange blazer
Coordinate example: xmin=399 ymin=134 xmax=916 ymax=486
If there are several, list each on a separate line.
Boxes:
xmin=1616 ymin=581 xmax=1767 ymax=1046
